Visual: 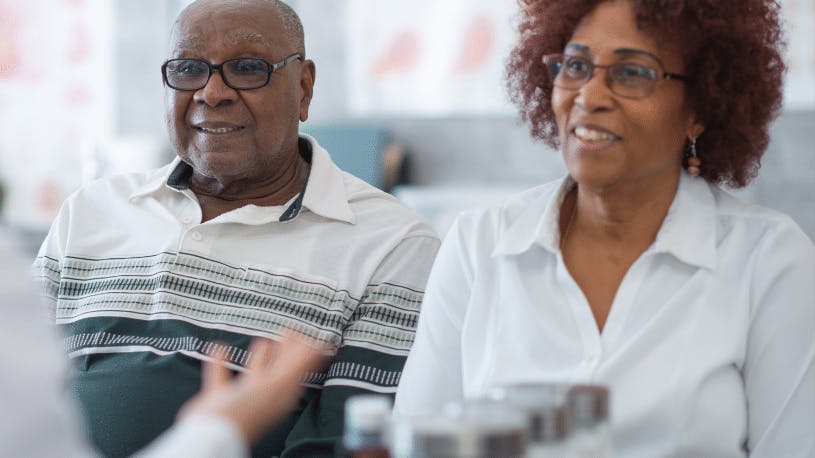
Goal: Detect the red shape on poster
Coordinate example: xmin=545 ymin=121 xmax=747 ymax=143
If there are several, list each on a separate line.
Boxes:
xmin=66 ymin=85 xmax=92 ymax=106
xmin=0 ymin=2 xmax=20 ymax=79
xmin=370 ymin=30 xmax=421 ymax=78
xmin=452 ymin=14 xmax=494 ymax=75
xmin=38 ymin=179 xmax=62 ymax=216
xmin=67 ymin=24 xmax=90 ymax=63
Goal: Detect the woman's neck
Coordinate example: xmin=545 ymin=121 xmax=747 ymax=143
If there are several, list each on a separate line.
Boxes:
xmin=563 ymin=172 xmax=680 ymax=248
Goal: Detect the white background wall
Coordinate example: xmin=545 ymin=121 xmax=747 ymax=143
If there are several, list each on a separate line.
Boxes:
xmin=0 ymin=0 xmax=812 ymax=246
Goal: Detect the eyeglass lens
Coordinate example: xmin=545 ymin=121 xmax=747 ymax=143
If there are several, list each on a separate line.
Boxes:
xmin=164 ymin=58 xmax=271 ymax=90
xmin=547 ymin=55 xmax=659 ymax=98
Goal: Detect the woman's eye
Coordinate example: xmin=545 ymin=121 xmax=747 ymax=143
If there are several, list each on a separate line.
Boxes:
xmin=564 ymin=58 xmax=590 ymax=77
xmin=615 ymin=64 xmax=655 ymax=81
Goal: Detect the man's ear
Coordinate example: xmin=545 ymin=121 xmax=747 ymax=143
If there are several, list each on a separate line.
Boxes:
xmin=299 ymin=59 xmax=316 ymax=122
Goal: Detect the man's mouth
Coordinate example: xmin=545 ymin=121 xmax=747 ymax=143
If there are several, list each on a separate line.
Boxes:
xmin=194 ymin=126 xmax=244 ymax=134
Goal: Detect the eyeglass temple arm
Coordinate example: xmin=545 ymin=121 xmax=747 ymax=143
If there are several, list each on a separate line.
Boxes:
xmin=272 ymin=54 xmax=303 ymax=72
xmin=664 ymin=71 xmax=690 ymax=82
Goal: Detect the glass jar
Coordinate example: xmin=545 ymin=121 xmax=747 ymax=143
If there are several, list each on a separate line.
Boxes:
xmin=488 ymin=383 xmax=573 ymax=457
xmin=343 ymin=394 xmax=392 ymax=458
xmin=390 ymin=400 xmax=527 ymax=458
xmin=567 ymin=384 xmax=611 ymax=458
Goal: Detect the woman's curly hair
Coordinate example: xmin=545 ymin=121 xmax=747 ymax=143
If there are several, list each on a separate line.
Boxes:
xmin=506 ymin=0 xmax=787 ymax=187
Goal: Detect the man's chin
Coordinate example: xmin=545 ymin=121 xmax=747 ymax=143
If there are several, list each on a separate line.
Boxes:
xmin=187 ymin=158 xmax=252 ymax=185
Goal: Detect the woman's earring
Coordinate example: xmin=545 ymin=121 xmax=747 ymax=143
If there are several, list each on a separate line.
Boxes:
xmin=686 ymin=137 xmax=701 ymax=176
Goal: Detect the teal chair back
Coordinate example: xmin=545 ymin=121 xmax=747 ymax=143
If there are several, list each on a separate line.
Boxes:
xmin=301 ymin=124 xmax=392 ymax=190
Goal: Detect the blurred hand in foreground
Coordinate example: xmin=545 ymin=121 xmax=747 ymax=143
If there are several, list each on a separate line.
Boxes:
xmin=179 ymin=331 xmax=326 ymax=444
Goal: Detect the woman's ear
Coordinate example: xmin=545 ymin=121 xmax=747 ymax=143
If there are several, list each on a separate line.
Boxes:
xmin=688 ymin=123 xmax=705 ymax=140
xmin=686 ymin=115 xmax=705 ymax=140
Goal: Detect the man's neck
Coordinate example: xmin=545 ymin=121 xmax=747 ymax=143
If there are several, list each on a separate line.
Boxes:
xmin=192 ymin=153 xmax=310 ymax=223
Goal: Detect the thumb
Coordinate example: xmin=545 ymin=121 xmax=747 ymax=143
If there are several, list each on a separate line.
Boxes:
xmin=270 ymin=331 xmax=326 ymax=381
xmin=201 ymin=343 xmax=232 ymax=392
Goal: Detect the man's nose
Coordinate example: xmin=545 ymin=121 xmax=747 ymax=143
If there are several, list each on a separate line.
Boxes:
xmin=193 ymin=70 xmax=239 ymax=106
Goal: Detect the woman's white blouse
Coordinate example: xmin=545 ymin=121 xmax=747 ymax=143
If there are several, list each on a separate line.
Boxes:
xmin=394 ymin=174 xmax=815 ymax=457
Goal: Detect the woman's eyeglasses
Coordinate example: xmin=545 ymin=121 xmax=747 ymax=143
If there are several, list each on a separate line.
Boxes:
xmin=542 ymin=53 xmax=689 ymax=99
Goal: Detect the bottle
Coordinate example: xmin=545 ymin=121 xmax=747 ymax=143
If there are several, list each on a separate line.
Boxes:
xmin=390 ymin=400 xmax=528 ymax=458
xmin=343 ymin=395 xmax=392 ymax=458
xmin=567 ymin=384 xmax=611 ymax=458
xmin=488 ymin=383 xmax=573 ymax=457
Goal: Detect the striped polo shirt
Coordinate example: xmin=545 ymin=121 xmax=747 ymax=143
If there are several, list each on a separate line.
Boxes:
xmin=34 ymin=135 xmax=440 ymax=457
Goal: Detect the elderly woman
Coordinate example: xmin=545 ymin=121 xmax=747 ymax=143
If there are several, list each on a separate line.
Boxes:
xmin=394 ymin=0 xmax=814 ymax=456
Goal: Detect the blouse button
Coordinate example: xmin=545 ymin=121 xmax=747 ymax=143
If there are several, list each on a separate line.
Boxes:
xmin=191 ymin=231 xmax=203 ymax=241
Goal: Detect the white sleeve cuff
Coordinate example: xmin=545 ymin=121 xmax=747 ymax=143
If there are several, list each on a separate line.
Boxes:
xmin=133 ymin=415 xmax=248 ymax=458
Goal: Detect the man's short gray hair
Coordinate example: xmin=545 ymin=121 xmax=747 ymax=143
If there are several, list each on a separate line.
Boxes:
xmin=172 ymin=0 xmax=306 ymax=57
xmin=264 ymin=0 xmax=305 ymax=56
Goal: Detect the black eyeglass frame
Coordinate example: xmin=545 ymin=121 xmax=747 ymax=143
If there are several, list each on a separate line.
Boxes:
xmin=161 ymin=53 xmax=303 ymax=91
xmin=541 ymin=53 xmax=690 ymax=99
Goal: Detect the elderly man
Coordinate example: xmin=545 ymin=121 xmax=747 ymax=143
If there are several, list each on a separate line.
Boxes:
xmin=34 ymin=1 xmax=439 ymax=456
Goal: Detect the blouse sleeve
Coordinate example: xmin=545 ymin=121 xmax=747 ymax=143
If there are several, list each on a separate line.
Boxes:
xmin=744 ymin=220 xmax=815 ymax=457
xmin=394 ymin=216 xmax=476 ymax=416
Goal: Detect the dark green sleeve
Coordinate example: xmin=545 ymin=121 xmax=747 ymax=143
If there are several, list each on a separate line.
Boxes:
xmin=281 ymin=285 xmax=427 ymax=457
xmin=280 ymin=235 xmax=438 ymax=458
xmin=280 ymin=359 xmax=400 ymax=458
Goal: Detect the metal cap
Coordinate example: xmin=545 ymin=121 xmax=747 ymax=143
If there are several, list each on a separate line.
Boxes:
xmin=343 ymin=394 xmax=392 ymax=450
xmin=392 ymin=401 xmax=528 ymax=458
xmin=487 ymin=383 xmax=572 ymax=442
xmin=567 ymin=384 xmax=610 ymax=431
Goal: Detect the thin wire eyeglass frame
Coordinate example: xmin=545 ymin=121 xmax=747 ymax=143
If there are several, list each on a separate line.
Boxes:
xmin=542 ymin=53 xmax=690 ymax=99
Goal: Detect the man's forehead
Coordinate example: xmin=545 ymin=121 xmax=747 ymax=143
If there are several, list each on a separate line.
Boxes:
xmin=224 ymin=30 xmax=276 ymax=48
xmin=170 ymin=1 xmax=289 ymax=55
xmin=172 ymin=30 xmax=278 ymax=53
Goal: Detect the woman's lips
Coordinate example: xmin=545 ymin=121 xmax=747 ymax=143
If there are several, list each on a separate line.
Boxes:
xmin=569 ymin=125 xmax=621 ymax=152
xmin=573 ymin=126 xmax=619 ymax=141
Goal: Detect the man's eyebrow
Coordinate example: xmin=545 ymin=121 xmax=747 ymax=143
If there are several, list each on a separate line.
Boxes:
xmin=223 ymin=31 xmax=274 ymax=49
xmin=172 ymin=35 xmax=207 ymax=55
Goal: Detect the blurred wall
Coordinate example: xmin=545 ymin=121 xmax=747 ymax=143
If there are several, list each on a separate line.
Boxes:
xmin=301 ymin=1 xmax=815 ymax=240
xmin=99 ymin=0 xmax=815 ymax=242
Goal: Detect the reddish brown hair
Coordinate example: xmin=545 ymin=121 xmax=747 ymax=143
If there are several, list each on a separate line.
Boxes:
xmin=506 ymin=0 xmax=786 ymax=187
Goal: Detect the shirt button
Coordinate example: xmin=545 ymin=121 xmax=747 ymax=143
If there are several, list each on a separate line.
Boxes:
xmin=191 ymin=231 xmax=203 ymax=241
xmin=181 ymin=215 xmax=192 ymax=224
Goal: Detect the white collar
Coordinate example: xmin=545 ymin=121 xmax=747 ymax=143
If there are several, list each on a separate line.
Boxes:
xmin=299 ymin=134 xmax=356 ymax=224
xmin=129 ymin=134 xmax=356 ymax=225
xmin=493 ymin=173 xmax=717 ymax=270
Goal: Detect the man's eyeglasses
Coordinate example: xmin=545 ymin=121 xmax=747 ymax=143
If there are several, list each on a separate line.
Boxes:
xmin=542 ymin=53 xmax=689 ymax=99
xmin=162 ymin=53 xmax=303 ymax=91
